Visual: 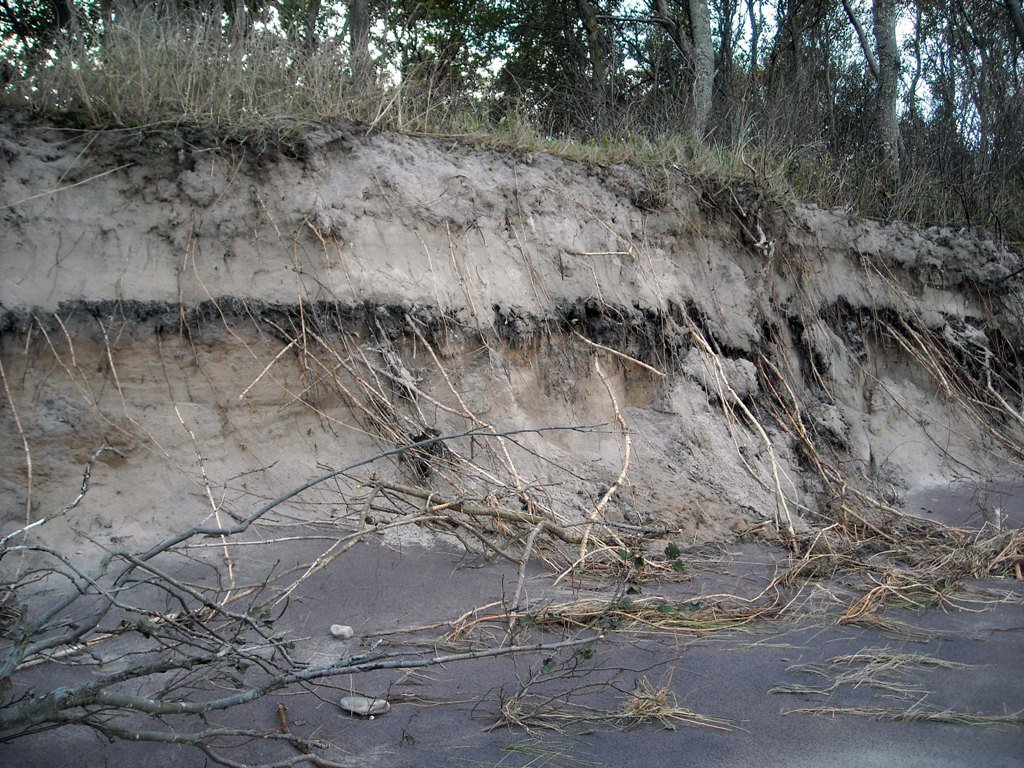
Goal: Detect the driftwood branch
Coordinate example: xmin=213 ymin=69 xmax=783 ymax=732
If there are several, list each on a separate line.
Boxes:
xmin=0 ymin=425 xmax=608 ymax=766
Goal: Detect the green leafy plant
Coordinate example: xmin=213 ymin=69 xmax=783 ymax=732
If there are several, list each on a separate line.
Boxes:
xmin=664 ymin=542 xmax=687 ymax=573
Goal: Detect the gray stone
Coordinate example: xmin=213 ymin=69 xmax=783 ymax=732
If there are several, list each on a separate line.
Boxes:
xmin=339 ymin=695 xmax=390 ymax=717
xmin=329 ymin=624 xmax=354 ymax=639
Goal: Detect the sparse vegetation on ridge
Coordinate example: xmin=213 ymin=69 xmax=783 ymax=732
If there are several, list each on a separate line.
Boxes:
xmin=2 ymin=2 xmax=1022 ymax=243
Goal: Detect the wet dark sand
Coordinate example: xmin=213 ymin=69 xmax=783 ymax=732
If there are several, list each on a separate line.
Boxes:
xmin=905 ymin=482 xmax=1024 ymax=530
xmin=5 ymin=495 xmax=1023 ymax=768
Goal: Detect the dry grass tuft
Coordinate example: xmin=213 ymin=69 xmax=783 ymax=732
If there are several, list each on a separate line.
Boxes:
xmin=6 ymin=9 xmax=478 ymax=142
xmin=786 ymin=705 xmax=1024 ymax=728
xmin=619 ymin=675 xmax=733 ymax=731
xmin=493 ymin=672 xmax=731 ymax=734
xmin=772 ymin=648 xmax=977 ymax=699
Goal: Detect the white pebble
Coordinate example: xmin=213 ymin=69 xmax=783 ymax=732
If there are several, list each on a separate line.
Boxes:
xmin=329 ymin=624 xmax=354 ymax=639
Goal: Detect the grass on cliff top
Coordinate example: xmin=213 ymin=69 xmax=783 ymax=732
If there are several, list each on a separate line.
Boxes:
xmin=1 ymin=10 xmax=1017 ymax=241
xmin=3 ymin=14 xmax=766 ymax=174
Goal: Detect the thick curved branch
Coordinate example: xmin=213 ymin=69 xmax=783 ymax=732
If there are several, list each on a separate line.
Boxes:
xmin=132 ymin=425 xmax=591 ymax=565
xmin=0 ymin=633 xmax=598 ymax=730
xmin=841 ymin=0 xmax=880 ymax=81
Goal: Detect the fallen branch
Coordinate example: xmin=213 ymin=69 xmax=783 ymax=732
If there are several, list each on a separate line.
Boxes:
xmin=0 ymin=444 xmax=124 ymax=548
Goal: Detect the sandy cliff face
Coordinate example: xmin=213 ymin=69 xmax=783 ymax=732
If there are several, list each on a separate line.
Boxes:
xmin=1 ymin=114 xmax=1022 ymax=552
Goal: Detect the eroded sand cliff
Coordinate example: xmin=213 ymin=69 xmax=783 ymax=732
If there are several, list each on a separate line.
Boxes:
xmin=1 ymin=115 xmax=1021 ymax=552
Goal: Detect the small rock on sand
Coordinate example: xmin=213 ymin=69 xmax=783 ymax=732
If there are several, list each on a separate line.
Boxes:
xmin=329 ymin=624 xmax=354 ymax=639
xmin=339 ymin=695 xmax=390 ymax=717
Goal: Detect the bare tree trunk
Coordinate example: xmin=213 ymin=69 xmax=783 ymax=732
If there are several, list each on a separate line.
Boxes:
xmin=350 ymin=0 xmax=371 ymax=77
xmin=745 ymin=0 xmax=762 ymax=113
xmin=717 ymin=0 xmax=736 ymax=111
xmin=653 ymin=0 xmax=694 ymax=59
xmin=906 ymin=4 xmax=924 ymax=131
xmin=784 ymin=1 xmax=803 ymax=85
xmin=576 ymin=0 xmax=612 ymax=130
xmin=873 ymin=0 xmax=900 ymax=174
xmin=689 ymin=0 xmax=715 ymax=135
xmin=304 ymin=0 xmax=322 ymax=50
xmin=763 ymin=1 xmax=800 ymax=96
xmin=646 ymin=0 xmax=719 ymax=135
xmin=747 ymin=0 xmax=762 ymax=76
xmin=842 ymin=0 xmax=900 ymax=174
xmin=228 ymin=0 xmax=248 ymax=43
